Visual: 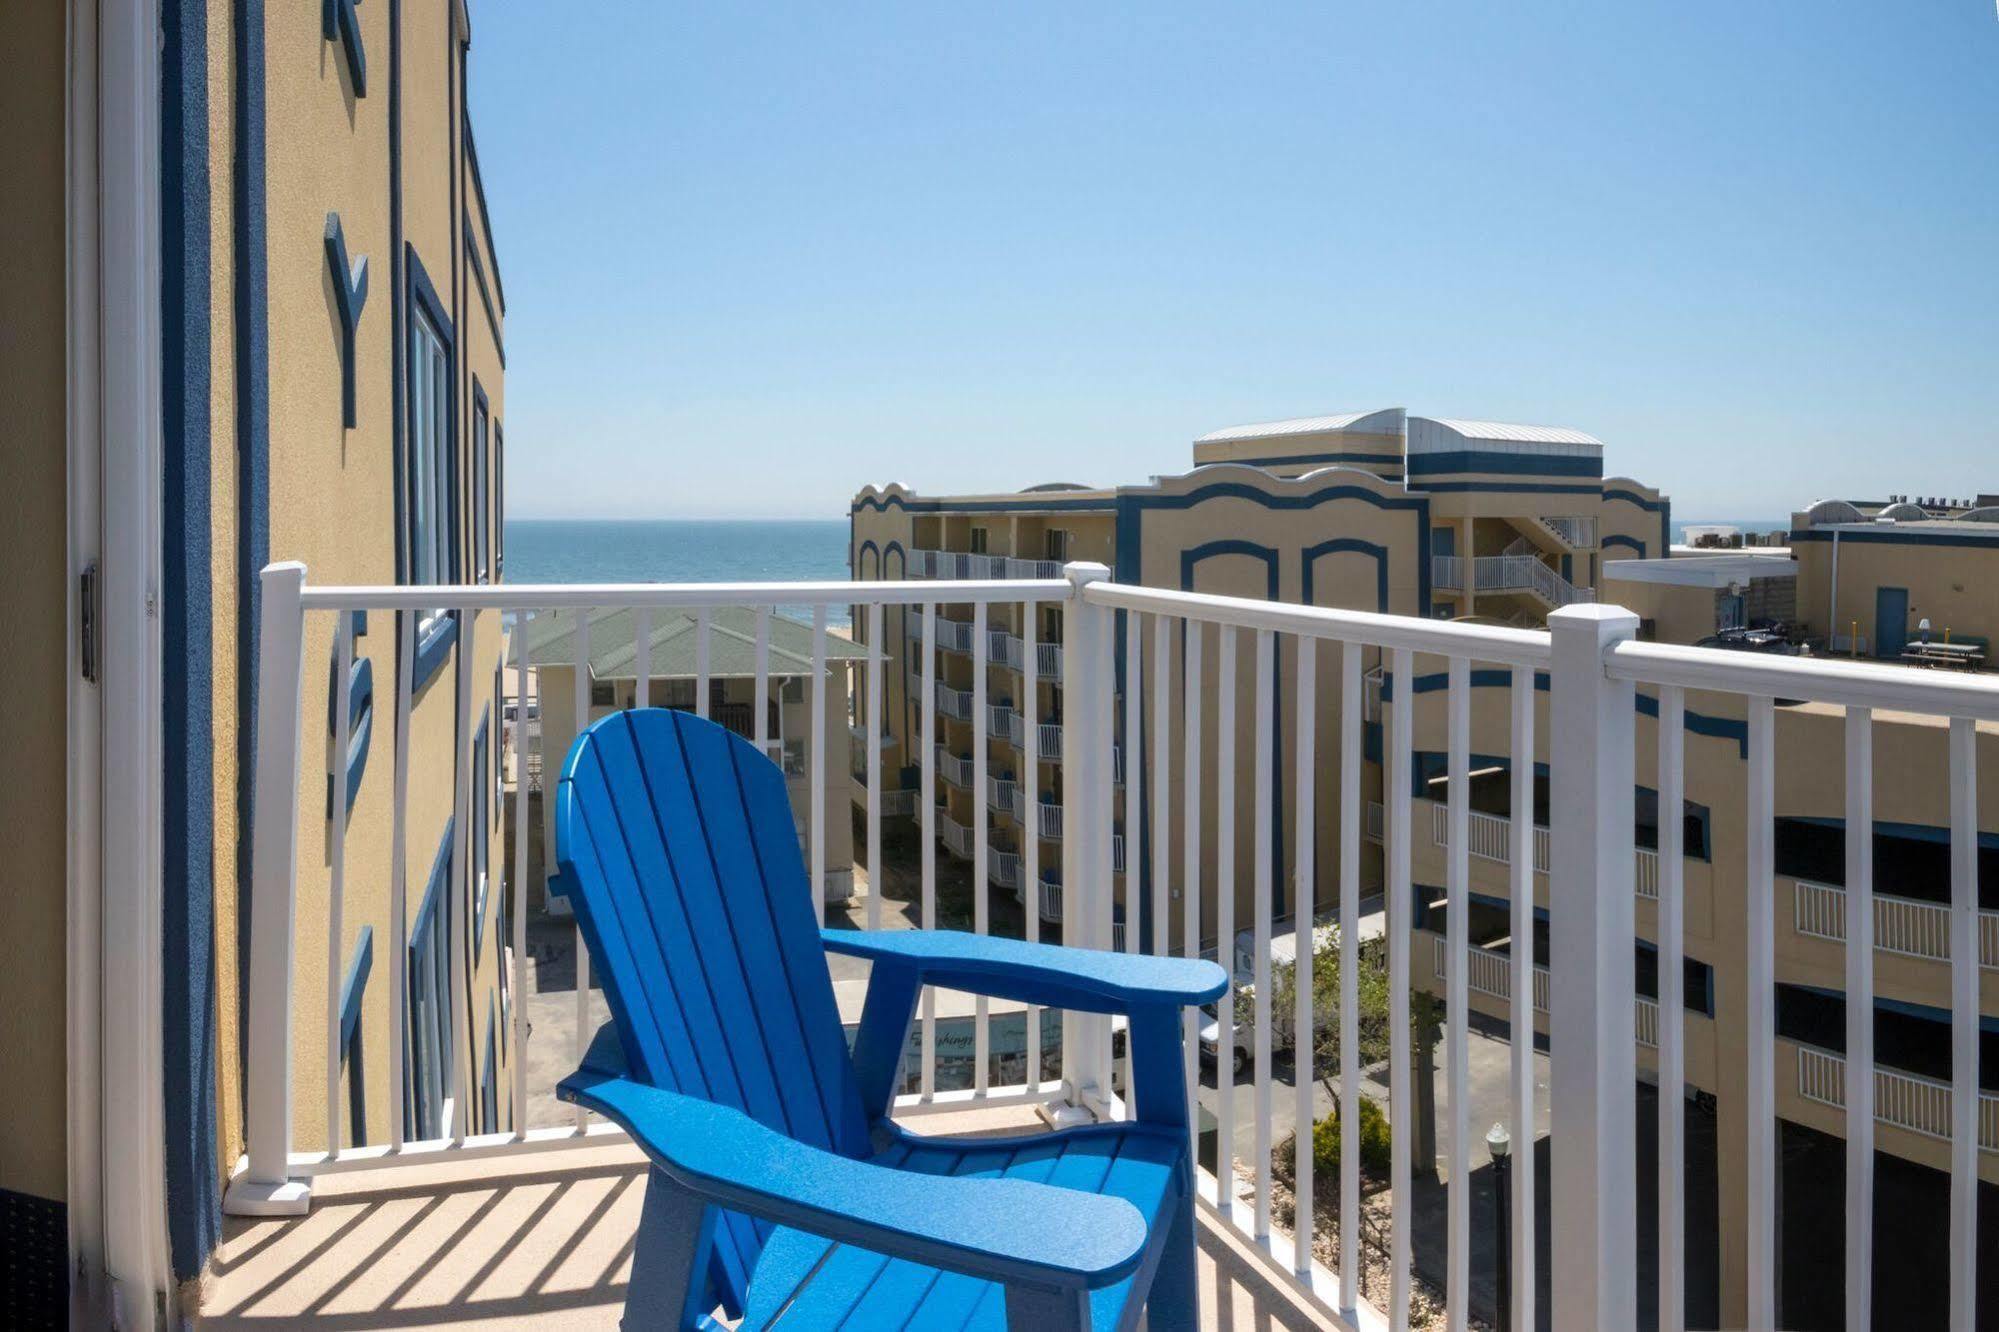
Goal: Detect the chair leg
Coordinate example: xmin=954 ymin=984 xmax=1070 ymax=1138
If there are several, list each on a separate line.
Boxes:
xmin=1144 ymin=1185 xmax=1201 ymax=1332
xmin=1004 ymin=1282 xmax=1091 ymax=1331
xmin=623 ymin=1166 xmax=718 ymax=1332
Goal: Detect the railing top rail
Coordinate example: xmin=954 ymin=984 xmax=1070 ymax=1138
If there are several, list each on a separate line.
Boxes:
xmin=1082 ymin=579 xmax=1552 ymax=667
xmin=1606 ymin=639 xmax=1999 ymax=721
xmin=293 ymin=576 xmax=1073 ymax=611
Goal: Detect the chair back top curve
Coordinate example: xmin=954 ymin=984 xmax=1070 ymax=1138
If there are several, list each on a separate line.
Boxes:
xmin=554 ymin=709 xmax=874 ymax=1284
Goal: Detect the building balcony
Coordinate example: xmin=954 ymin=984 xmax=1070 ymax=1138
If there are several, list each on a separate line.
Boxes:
xmin=911 ymin=548 xmax=1066 ymax=581
xmin=1427 ymin=797 xmax=1662 ymax=897
xmin=220 ymin=561 xmax=1999 ymax=1332
xmin=934 ymin=680 xmax=975 ymax=721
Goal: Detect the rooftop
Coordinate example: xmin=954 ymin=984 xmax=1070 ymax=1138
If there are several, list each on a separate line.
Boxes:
xmin=1602 ymin=552 xmax=1797 ymax=588
xmin=522 ymin=605 xmax=867 ymax=681
xmin=1193 ymin=408 xmax=1406 ymax=444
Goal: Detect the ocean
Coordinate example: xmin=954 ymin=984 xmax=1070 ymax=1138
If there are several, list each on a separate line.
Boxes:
xmin=505 ymin=518 xmax=854 ymax=623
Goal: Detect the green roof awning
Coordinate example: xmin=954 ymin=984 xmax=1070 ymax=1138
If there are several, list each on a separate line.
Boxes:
xmin=522 ymin=606 xmax=867 ymax=681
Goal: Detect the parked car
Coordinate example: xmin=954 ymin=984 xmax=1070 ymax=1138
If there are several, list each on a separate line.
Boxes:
xmin=1694 ymin=626 xmax=1797 ymax=655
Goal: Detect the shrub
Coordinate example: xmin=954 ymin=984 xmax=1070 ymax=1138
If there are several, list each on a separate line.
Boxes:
xmin=1278 ymin=1094 xmax=1391 ymax=1184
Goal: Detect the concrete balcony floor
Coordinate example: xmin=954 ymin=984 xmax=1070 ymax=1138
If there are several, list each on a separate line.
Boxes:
xmin=198 ymin=1104 xmax=1336 ymax=1330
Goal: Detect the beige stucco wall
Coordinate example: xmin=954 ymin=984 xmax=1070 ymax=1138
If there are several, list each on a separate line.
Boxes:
xmin=0 ymin=0 xmax=71 ymax=1206
xmin=1795 ymin=534 xmax=1999 ymax=654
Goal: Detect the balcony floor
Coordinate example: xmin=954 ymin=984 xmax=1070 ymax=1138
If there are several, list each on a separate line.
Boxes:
xmin=198 ymin=1105 xmax=1336 ymax=1330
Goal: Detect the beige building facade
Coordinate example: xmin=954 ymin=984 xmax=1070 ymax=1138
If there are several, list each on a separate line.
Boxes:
xmin=6 ymin=0 xmax=511 ymax=1310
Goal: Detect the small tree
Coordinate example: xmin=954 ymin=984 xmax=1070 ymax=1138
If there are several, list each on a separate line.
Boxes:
xmin=1241 ymin=928 xmax=1439 ymax=1093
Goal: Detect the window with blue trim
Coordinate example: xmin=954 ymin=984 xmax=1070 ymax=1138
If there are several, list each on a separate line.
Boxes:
xmin=404 ymin=253 xmax=458 ymax=687
xmin=473 ymin=386 xmax=491 ymax=583
xmin=480 ymin=996 xmax=499 ymax=1134
xmin=407 ymin=822 xmax=455 ymax=1140
xmin=1775 ymin=816 xmax=1999 ymax=909
xmin=473 ymin=712 xmax=491 ymax=961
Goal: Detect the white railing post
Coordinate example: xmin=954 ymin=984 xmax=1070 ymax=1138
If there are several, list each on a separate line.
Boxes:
xmin=1547 ymin=603 xmax=1639 ymax=1329
xmin=225 ymin=561 xmax=313 ymax=1215
xmin=1060 ymin=562 xmax=1114 ymax=1120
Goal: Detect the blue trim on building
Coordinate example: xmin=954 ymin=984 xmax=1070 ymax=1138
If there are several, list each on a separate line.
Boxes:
xmin=1601 ymin=533 xmax=1646 ymax=558
xmin=462 ymin=118 xmax=507 ymax=313
xmin=338 ymin=924 xmax=374 ymax=1140
xmin=1414 ymin=481 xmax=1604 ymax=496
xmin=464 ymin=213 xmax=505 ymax=367
xmin=1405 ymin=450 xmax=1602 ymax=479
xmin=1382 ymin=667 xmax=1750 ymax=758
xmin=327 ymin=611 xmax=374 ymax=820
xmin=162 ymin=0 xmax=221 ymax=1279
xmin=414 ymin=614 xmax=460 ymax=694
xmin=322 ymin=0 xmax=366 ymax=95
xmin=852 ymin=492 xmax=1115 ymax=516
xmin=1300 ymin=538 xmax=1390 ymax=612
xmin=324 ymin=211 xmax=369 ymax=427
xmin=1603 ymin=488 xmax=1667 ymax=512
xmin=1178 ymin=542 xmax=1285 ymax=919
xmin=1791 ymin=527 xmax=1999 ymax=551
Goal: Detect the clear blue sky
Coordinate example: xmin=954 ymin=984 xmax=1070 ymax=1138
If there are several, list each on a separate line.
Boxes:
xmin=468 ymin=2 xmax=1999 ymax=522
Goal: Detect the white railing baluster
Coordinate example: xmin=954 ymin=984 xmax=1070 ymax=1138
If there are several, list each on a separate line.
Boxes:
xmin=1024 ymin=604 xmax=1041 ymax=1083
xmin=571 ymin=608 xmax=591 ymax=1132
xmin=865 ymin=603 xmax=882 ymax=934
xmin=1061 ymin=563 xmax=1116 ymax=1115
xmin=1508 ymin=660 xmax=1537 ymax=1332
xmin=633 ymin=606 xmax=652 ymax=711
xmin=1844 ymin=705 xmax=1873 ymax=1332
xmin=391 ymin=606 xmax=416 ymax=1151
xmin=972 ymin=602 xmax=989 ymax=1094
xmin=1548 ymin=604 xmax=1639 ymax=1332
xmin=1657 ymin=685 xmax=1685 ymax=1332
xmin=1216 ymin=624 xmax=1238 ymax=1213
xmin=1948 ymin=716 xmax=1977 ymax=1332
xmin=1292 ymin=633 xmax=1317 ymax=1277
xmin=753 ymin=608 xmax=769 ymax=755
xmin=1339 ymin=642 xmax=1362 ymax=1314
xmin=1252 ymin=628 xmax=1275 ymax=1240
xmin=1124 ymin=611 xmax=1145 ymax=1114
xmin=1445 ymin=657 xmax=1471 ymax=1330
xmin=1745 ymin=695 xmax=1776 ymax=1328
xmin=1387 ymin=645 xmax=1414 ymax=1332
xmin=921 ymin=600 xmax=937 ymax=1099
xmin=450 ymin=609 xmax=475 ymax=1144
xmin=327 ymin=611 xmax=352 ymax=1154
xmin=1152 ymin=613 xmax=1171 ymax=971
xmin=510 ymin=614 xmax=531 ymax=1136
xmin=811 ymin=605 xmax=828 ymax=923
xmin=694 ymin=606 xmax=710 ymax=719
xmin=1183 ymin=621 xmax=1205 ymax=1149
xmin=226 ymin=563 xmax=311 ymax=1213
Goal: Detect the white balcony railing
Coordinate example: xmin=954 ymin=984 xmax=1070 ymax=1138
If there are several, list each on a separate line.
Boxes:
xmin=1430 ymin=933 xmax=1654 ymax=1047
xmin=934 ymin=746 xmax=974 ymax=790
xmin=1431 ymin=553 xmax=1595 ymax=608
xmin=986 ymin=773 xmax=1016 ymax=816
xmin=911 ymin=548 xmax=1065 ymax=583
xmin=1536 ymin=515 xmax=1599 ymax=549
xmin=1793 ymin=878 xmax=1999 ymax=968
xmin=1032 ymin=800 xmax=1063 ymax=839
xmin=988 ymin=844 xmax=1022 ymax=891
xmin=989 ymin=629 xmax=1021 ymax=667
xmin=1429 ymin=801 xmax=1661 ymax=898
xmin=230 ymin=559 xmax=1999 ymax=1332
xmin=934 ymin=680 xmax=975 ymax=721
xmin=987 ymin=701 xmax=1016 ymax=738
xmin=1795 ymin=1043 xmax=1999 ymax=1153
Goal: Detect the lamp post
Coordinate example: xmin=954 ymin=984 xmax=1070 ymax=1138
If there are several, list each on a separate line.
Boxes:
xmin=1487 ymin=1121 xmax=1512 ymax=1332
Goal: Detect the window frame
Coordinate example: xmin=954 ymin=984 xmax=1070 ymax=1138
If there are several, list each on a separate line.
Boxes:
xmin=402 ymin=247 xmax=460 ymax=690
xmin=472 ymin=377 xmax=491 ymax=584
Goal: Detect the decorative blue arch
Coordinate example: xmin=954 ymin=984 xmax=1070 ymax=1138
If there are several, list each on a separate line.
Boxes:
xmin=855 ymin=538 xmax=881 ymax=580
xmin=1300 ymin=537 xmax=1391 ymax=612
xmin=1176 ymin=540 xmax=1285 ymax=923
xmin=1602 ymin=534 xmax=1646 ymax=558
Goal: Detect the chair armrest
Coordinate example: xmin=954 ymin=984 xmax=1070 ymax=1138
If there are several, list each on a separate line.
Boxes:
xmin=822 ymin=928 xmax=1229 ymax=1015
xmin=567 ymin=1073 xmax=1149 ymax=1291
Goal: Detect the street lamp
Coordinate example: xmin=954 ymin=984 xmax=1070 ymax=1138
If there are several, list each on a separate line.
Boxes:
xmin=1486 ymin=1122 xmax=1512 ymax=1332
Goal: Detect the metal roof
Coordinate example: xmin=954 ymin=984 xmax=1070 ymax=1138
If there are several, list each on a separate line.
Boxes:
xmin=1409 ymin=417 xmax=1603 ymax=450
xmin=1601 ymin=554 xmax=1796 ymax=589
xmin=1194 ymin=408 xmax=1405 ymax=444
xmin=523 ymin=605 xmax=866 ymax=681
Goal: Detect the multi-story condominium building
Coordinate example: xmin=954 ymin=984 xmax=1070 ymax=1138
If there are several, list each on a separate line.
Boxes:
xmin=4 ymin=1 xmax=509 ymax=1315
xmin=851 ymin=419 xmax=1998 ymax=1328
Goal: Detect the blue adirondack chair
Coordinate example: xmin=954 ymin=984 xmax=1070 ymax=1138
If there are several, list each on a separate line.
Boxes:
xmin=551 ymin=708 xmax=1227 ymax=1330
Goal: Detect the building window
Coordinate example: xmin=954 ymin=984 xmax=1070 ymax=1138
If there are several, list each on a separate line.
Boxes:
xmin=1045 ymin=529 xmax=1069 ymax=562
xmin=473 ymin=713 xmax=491 ymax=961
xmin=408 ymin=305 xmax=453 ymax=588
xmin=407 ymin=823 xmax=455 ymax=1140
xmin=591 ymin=680 xmax=615 ymax=708
xmin=494 ymin=422 xmax=505 ymax=574
xmin=480 ymin=998 xmax=499 ymax=1134
xmin=969 ymin=528 xmax=988 ymax=554
xmin=473 ymin=387 xmax=491 ymax=583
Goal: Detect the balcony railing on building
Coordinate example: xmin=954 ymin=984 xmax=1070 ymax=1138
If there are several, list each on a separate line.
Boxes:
xmin=1431 ymin=552 xmax=1596 ymax=608
xmin=224 ymin=558 xmax=1999 ymax=1332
